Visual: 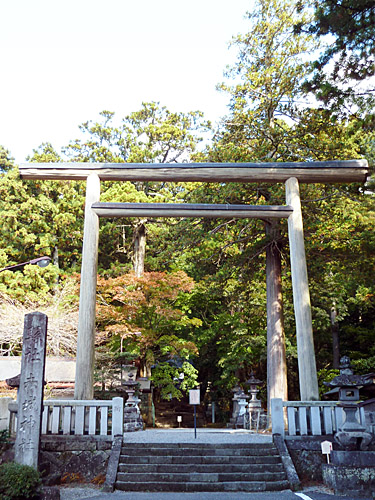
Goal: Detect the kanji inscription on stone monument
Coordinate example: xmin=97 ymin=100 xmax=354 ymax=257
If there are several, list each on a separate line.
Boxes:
xmin=15 ymin=312 xmax=48 ymax=468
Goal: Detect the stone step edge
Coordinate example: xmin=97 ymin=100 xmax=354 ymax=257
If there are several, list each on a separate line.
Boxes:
xmin=119 ymin=455 xmax=282 ymax=466
xmin=116 ymin=473 xmax=287 ymax=482
xmin=118 ymin=464 xmax=285 ymax=471
xmin=121 ymin=444 xmax=276 ymax=449
xmin=114 ymin=480 xmax=290 ymax=492
xmin=120 ymin=450 xmax=280 ymax=460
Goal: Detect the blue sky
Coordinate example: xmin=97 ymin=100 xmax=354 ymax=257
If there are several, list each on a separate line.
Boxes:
xmin=1 ymin=0 xmax=252 ymax=163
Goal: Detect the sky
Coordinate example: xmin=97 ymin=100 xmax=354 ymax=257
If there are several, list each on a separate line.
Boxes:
xmin=1 ymin=0 xmax=252 ymax=164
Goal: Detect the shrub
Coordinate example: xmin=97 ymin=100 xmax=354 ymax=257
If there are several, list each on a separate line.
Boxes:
xmin=0 ymin=429 xmax=9 ymax=445
xmin=0 ymin=461 xmax=40 ymax=499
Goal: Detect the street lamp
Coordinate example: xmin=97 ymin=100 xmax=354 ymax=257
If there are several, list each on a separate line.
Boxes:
xmin=0 ymin=256 xmax=52 ymax=273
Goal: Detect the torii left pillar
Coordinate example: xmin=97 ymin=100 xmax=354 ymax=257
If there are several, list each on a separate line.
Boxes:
xmin=75 ymin=173 xmax=100 ymax=400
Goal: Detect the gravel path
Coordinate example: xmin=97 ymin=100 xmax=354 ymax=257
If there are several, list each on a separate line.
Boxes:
xmin=122 ymin=428 xmax=272 ymax=444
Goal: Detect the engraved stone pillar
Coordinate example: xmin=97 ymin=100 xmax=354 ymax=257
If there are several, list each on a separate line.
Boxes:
xmin=14 ymin=312 xmax=48 ymax=469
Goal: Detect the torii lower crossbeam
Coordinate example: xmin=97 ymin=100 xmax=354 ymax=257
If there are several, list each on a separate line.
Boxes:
xmin=91 ymin=202 xmax=293 ymax=219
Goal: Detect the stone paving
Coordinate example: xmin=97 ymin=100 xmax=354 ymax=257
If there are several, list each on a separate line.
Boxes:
xmin=122 ymin=428 xmax=273 ymax=444
xmin=59 ymin=486 xmax=373 ymax=500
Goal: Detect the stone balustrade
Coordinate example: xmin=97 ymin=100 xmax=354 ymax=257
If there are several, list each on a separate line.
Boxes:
xmin=271 ymin=398 xmax=366 ymax=437
xmin=9 ymin=397 xmax=124 ymax=439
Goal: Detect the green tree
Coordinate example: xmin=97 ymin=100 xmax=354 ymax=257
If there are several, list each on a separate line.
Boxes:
xmin=0 ymin=145 xmax=14 ymax=172
xmin=215 ymin=0 xmax=318 ymax=162
xmin=0 ymin=142 xmax=86 ymax=302
xmin=296 ymin=0 xmax=375 ymax=107
xmin=63 ymin=103 xmax=210 ymax=274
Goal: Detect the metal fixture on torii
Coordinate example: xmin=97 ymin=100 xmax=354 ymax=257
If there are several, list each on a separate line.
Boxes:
xmin=19 ymin=160 xmax=369 ymax=402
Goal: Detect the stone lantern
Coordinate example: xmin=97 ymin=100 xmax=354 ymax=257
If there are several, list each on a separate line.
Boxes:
xmin=245 ymin=372 xmax=262 ymax=410
xmin=322 ymin=356 xmax=375 ymax=496
xmin=245 ymin=372 xmax=263 ymax=430
xmin=116 ymin=359 xmax=143 ymax=432
xmin=324 ymin=356 xmax=373 ymax=450
xmin=231 ymin=385 xmax=242 ymax=421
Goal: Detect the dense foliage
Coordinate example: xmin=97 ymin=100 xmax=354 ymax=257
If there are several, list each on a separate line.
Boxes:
xmin=296 ymin=0 xmax=375 ymax=108
xmin=0 ymin=462 xmax=41 ymax=499
xmin=0 ymin=0 xmax=374 ymax=407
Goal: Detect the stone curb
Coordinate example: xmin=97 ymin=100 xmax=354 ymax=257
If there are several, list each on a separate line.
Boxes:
xmin=273 ymin=433 xmax=301 ymax=491
xmin=103 ymin=436 xmax=123 ymax=492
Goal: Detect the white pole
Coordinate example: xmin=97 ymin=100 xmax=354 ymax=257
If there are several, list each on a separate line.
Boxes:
xmin=74 ymin=173 xmax=100 ymax=400
xmin=285 ymin=177 xmax=319 ymax=401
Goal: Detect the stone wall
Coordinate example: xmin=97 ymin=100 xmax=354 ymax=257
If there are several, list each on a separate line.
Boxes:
xmin=286 ymin=435 xmax=375 ymax=485
xmin=40 ymin=436 xmax=112 ymax=486
xmin=285 ymin=436 xmax=333 ymax=484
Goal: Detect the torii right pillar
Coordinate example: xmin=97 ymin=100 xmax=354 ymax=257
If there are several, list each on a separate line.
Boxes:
xmin=285 ymin=177 xmax=319 ymax=400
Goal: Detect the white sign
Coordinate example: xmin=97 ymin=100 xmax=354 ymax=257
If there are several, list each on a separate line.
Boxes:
xmin=189 ymin=389 xmax=200 ymax=405
xmin=177 ymin=415 xmax=182 ymax=423
xmin=321 ymin=440 xmax=333 ymax=463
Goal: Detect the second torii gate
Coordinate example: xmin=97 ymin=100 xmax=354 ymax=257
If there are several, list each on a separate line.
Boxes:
xmin=19 ymin=160 xmax=369 ymax=402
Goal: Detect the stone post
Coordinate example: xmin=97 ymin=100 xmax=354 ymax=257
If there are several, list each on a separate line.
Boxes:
xmin=285 ymin=177 xmax=319 ymax=400
xmin=14 ymin=312 xmax=48 ymax=469
xmin=271 ymin=398 xmax=285 ymax=437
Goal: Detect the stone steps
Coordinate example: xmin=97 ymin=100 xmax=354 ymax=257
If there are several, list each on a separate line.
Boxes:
xmin=115 ymin=442 xmax=289 ymax=492
xmin=120 ymin=455 xmax=282 ymax=465
xmin=121 ymin=447 xmax=278 ymax=457
xmin=118 ymin=463 xmax=285 ymax=473
xmin=117 ymin=471 xmax=286 ymax=482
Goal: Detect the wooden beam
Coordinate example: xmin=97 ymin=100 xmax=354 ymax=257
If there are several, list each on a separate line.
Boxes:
xmin=75 ymin=173 xmax=100 ymax=400
xmin=19 ymin=160 xmax=368 ymax=183
xmin=285 ymin=177 xmax=319 ymax=401
xmin=91 ymin=202 xmax=293 ymax=219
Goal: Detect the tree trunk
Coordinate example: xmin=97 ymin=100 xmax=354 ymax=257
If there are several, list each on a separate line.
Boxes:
xmin=53 ymin=245 xmax=59 ymax=268
xmin=331 ymin=304 xmax=340 ymax=369
xmin=266 ymin=221 xmax=288 ymax=415
xmin=132 ymin=221 xmax=146 ymax=277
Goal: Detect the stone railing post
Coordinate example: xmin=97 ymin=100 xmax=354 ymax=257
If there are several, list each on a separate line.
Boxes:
xmin=112 ymin=397 xmax=124 ymax=437
xmin=271 ymin=398 xmax=285 ymax=437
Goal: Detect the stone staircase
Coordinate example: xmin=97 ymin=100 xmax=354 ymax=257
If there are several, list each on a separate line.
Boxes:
xmin=115 ymin=442 xmax=290 ymax=492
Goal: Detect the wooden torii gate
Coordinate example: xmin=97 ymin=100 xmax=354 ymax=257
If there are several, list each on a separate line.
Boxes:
xmin=20 ymin=160 xmax=369 ymax=402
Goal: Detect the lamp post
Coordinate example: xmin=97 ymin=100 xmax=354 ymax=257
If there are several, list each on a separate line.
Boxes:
xmin=0 ymin=256 xmax=52 ymax=273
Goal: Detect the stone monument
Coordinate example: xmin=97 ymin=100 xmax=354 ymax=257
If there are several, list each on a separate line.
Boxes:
xmin=14 ymin=312 xmax=48 ymax=469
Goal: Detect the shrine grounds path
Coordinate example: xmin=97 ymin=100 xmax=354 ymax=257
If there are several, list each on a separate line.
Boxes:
xmin=59 ymin=429 xmax=373 ymax=500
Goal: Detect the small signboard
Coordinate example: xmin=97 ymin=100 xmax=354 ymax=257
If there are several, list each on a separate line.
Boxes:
xmin=189 ymin=389 xmax=200 ymax=405
xmin=321 ymin=440 xmax=333 ymax=463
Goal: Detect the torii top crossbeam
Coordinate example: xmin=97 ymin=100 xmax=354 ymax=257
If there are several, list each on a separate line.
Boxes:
xmin=19 ymin=160 xmax=368 ymax=183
